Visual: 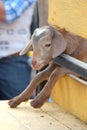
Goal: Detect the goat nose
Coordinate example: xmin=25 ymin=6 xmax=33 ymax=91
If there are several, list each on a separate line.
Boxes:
xmin=31 ymin=60 xmax=37 ymax=66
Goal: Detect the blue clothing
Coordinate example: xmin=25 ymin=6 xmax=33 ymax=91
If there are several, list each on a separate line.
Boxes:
xmin=0 ymin=0 xmax=36 ymax=99
xmin=4 ymin=0 xmax=36 ymax=23
xmin=0 ymin=55 xmax=32 ymax=99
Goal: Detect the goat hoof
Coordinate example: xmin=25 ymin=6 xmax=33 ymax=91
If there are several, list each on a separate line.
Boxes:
xmin=30 ymin=100 xmax=44 ymax=108
xmin=8 ymin=96 xmax=20 ymax=108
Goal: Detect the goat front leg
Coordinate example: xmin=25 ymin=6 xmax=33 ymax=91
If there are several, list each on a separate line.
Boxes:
xmin=31 ymin=66 xmax=70 ymax=108
xmin=8 ymin=62 xmax=57 ymax=108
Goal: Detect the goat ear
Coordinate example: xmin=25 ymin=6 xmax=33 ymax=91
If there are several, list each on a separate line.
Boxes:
xmin=52 ymin=28 xmax=67 ymax=58
xmin=20 ymin=40 xmax=32 ymax=55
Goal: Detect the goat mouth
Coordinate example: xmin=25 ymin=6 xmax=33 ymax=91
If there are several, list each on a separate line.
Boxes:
xmin=31 ymin=62 xmax=48 ymax=70
xmin=31 ymin=64 xmax=44 ymax=70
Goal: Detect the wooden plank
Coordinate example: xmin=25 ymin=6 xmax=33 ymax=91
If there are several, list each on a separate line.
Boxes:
xmin=0 ymin=106 xmax=29 ymax=130
xmin=53 ymin=54 xmax=87 ymax=79
xmin=0 ymin=101 xmax=87 ymax=130
xmin=0 ymin=101 xmax=70 ymax=130
xmin=41 ymin=102 xmax=87 ymax=130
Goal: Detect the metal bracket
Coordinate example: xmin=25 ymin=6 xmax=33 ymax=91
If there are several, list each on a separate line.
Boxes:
xmin=53 ymin=54 xmax=87 ymax=85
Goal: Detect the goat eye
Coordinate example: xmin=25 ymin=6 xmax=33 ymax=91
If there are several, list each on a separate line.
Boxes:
xmin=45 ymin=44 xmax=51 ymax=47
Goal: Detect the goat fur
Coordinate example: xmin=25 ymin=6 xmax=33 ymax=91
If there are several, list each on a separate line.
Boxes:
xmin=8 ymin=25 xmax=87 ymax=108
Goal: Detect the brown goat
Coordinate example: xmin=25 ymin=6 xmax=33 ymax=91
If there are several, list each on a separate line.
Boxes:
xmin=8 ymin=26 xmax=87 ymax=108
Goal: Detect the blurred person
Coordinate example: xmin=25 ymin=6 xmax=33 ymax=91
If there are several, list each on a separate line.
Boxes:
xmin=0 ymin=0 xmax=36 ymax=99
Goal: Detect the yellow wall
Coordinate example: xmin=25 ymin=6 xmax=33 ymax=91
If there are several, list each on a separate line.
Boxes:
xmin=51 ymin=77 xmax=87 ymax=122
xmin=48 ymin=0 xmax=87 ymax=38
xmin=48 ymin=0 xmax=87 ymax=122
